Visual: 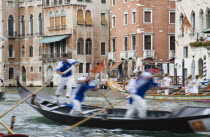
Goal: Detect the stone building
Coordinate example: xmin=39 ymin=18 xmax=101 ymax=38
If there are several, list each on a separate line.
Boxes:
xmin=2 ymin=0 xmax=109 ymax=86
xmin=175 ymin=0 xmax=210 ymax=81
xmin=0 ymin=0 xmax=3 ymax=79
xmin=108 ymin=0 xmax=175 ymax=79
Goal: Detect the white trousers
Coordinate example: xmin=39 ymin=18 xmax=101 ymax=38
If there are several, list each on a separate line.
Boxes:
xmin=69 ymin=99 xmax=81 ymax=116
xmin=164 ymin=89 xmax=169 ymax=95
xmin=125 ymin=95 xmax=147 ymax=118
xmin=55 ymin=76 xmax=75 ymax=101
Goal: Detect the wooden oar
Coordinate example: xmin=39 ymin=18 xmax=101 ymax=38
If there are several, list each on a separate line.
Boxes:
xmin=66 ymin=96 xmax=129 ymax=131
xmin=0 ymin=67 xmax=74 ymax=118
xmin=0 ymin=120 xmax=15 ymax=134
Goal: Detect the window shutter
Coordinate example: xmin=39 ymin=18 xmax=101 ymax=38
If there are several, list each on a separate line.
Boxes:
xmin=85 ymin=11 xmax=93 ymax=25
xmin=77 ymin=10 xmax=85 ymax=25
xmin=145 ymin=35 xmax=151 ymax=50
xmin=61 ymin=16 xmax=66 ymax=26
xmin=50 ymin=18 xmax=54 ymax=29
xmin=101 ymin=13 xmax=107 ymax=25
xmin=170 ymin=36 xmax=175 ymax=50
xmin=55 ymin=17 xmax=61 ymax=28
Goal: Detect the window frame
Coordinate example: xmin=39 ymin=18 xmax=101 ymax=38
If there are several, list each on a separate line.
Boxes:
xmin=143 ymin=9 xmax=152 ymax=24
xmin=124 ymin=12 xmax=128 ymax=26
xmin=112 ymin=15 xmax=116 ymax=28
xmin=143 ymin=34 xmax=153 ymax=50
xmin=9 ymin=67 xmax=14 ymax=79
xmin=124 ymin=36 xmax=128 ymax=51
xmin=132 ymin=10 xmax=136 ymax=24
xmin=183 ymin=46 xmax=188 ymax=58
xmin=112 ymin=0 xmax=116 ymax=6
xmin=169 ymin=11 xmax=175 ymax=24
xmin=79 ymin=63 xmax=83 ymax=73
xmin=101 ymin=42 xmax=106 ymax=55
xmin=131 ymin=34 xmax=136 ymax=50
xmin=169 ymin=35 xmax=175 ymax=51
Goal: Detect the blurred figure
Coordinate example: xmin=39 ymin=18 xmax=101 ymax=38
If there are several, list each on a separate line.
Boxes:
xmin=192 ymin=75 xmax=199 ymax=94
xmin=163 ymin=73 xmax=172 ymax=95
xmin=185 ymin=75 xmax=193 ymax=93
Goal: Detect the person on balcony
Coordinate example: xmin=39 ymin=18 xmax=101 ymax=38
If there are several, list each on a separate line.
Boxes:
xmin=55 ymin=53 xmax=79 ymax=104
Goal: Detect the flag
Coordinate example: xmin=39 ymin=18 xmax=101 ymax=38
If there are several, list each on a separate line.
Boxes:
xmin=182 ymin=15 xmax=193 ymax=33
xmin=89 ymin=60 xmax=105 ymax=74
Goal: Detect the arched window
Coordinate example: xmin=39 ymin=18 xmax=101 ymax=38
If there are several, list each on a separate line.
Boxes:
xmin=39 ymin=66 xmax=42 ymax=72
xmin=85 ymin=38 xmax=92 ymax=55
xmin=206 ymin=8 xmax=210 ymax=29
xmin=29 ymin=14 xmax=33 ymax=36
xmin=77 ymin=38 xmax=84 ymax=55
xmin=8 ymin=44 xmax=13 ymax=58
xmin=199 ymin=9 xmax=204 ymax=31
xmin=30 ymin=67 xmax=33 ymax=72
xmin=179 ymin=13 xmax=184 ymax=36
xmin=85 ymin=10 xmax=92 ymax=25
xmin=77 ymin=10 xmax=85 ymax=25
xmin=49 ymin=12 xmax=55 ymax=30
xmin=29 ymin=45 xmax=33 ymax=57
xmin=8 ymin=15 xmax=14 ymax=36
xmin=38 ymin=13 xmax=42 ymax=35
xmin=198 ymin=58 xmax=203 ymax=76
xmin=55 ymin=11 xmax=61 ymax=29
xmin=22 ymin=45 xmax=25 ymax=57
xmin=21 ymin=15 xmax=25 ymax=37
xmin=191 ymin=11 xmax=195 ymax=34
xmin=61 ymin=10 xmax=66 ymax=28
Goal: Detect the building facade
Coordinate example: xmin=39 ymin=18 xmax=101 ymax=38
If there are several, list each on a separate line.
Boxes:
xmin=2 ymin=0 xmax=109 ymax=86
xmin=0 ymin=0 xmax=3 ymax=79
xmin=175 ymin=0 xmax=210 ymax=81
xmin=109 ymin=0 xmax=175 ymax=79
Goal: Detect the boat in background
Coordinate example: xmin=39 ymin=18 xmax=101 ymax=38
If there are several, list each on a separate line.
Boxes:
xmin=107 ymin=78 xmax=210 ymax=103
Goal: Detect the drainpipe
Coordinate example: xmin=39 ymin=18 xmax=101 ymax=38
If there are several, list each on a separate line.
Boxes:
xmin=182 ymin=59 xmax=185 ymax=86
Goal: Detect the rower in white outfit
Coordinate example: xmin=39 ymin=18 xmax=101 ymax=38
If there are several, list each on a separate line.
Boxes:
xmin=163 ymin=73 xmax=172 ymax=95
xmin=55 ymin=53 xmax=79 ymax=104
xmin=185 ymin=75 xmax=193 ymax=93
xmin=192 ymin=75 xmax=199 ymax=94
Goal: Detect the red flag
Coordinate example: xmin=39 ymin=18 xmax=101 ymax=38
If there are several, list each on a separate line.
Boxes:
xmin=89 ymin=60 xmax=105 ymax=74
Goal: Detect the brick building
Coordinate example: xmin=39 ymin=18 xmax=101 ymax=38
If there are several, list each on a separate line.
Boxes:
xmin=2 ymin=0 xmax=109 ymax=86
xmin=109 ymin=0 xmax=175 ymax=79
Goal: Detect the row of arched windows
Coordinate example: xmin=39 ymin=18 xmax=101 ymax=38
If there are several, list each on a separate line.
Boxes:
xmin=77 ymin=38 xmax=92 ymax=55
xmin=179 ymin=8 xmax=210 ymax=36
xmin=77 ymin=10 xmax=92 ymax=25
xmin=8 ymin=13 xmax=42 ymax=37
xmin=49 ymin=10 xmax=66 ymax=29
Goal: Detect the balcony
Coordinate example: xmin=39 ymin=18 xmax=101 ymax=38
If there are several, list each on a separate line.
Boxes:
xmin=37 ymin=0 xmax=42 ymax=5
xmin=127 ymin=50 xmax=136 ymax=59
xmin=120 ymin=51 xmax=128 ymax=60
xmin=169 ymin=50 xmax=175 ymax=59
xmin=64 ymin=0 xmax=71 ymax=5
xmin=143 ymin=50 xmax=155 ymax=59
xmin=8 ymin=32 xmax=17 ymax=38
xmin=40 ymin=53 xmax=67 ymax=61
xmin=19 ymin=34 xmax=26 ymax=38
xmin=19 ymin=0 xmax=25 ymax=7
xmin=28 ymin=0 xmax=33 ymax=6
xmin=108 ymin=52 xmax=116 ymax=61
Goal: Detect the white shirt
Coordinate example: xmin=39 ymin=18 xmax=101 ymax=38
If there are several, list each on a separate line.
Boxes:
xmin=163 ymin=77 xmax=171 ymax=87
xmin=127 ymin=78 xmax=137 ymax=94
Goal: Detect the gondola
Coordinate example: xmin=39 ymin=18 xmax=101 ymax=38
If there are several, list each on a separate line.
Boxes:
xmin=107 ymin=78 xmax=210 ymax=103
xmin=0 ymin=133 xmax=28 ymax=137
xmin=17 ymin=80 xmax=210 ymax=133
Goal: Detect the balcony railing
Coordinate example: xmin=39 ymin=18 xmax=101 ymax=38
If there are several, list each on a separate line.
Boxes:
xmin=28 ymin=0 xmax=33 ymax=6
xmin=108 ymin=52 xmax=116 ymax=61
xmin=19 ymin=34 xmax=26 ymax=38
xmin=19 ymin=0 xmax=25 ymax=7
xmin=127 ymin=50 xmax=136 ymax=59
xmin=40 ymin=53 xmax=67 ymax=61
xmin=143 ymin=50 xmax=155 ymax=59
xmin=37 ymin=0 xmax=42 ymax=5
xmin=48 ymin=25 xmax=66 ymax=31
xmin=120 ymin=51 xmax=128 ymax=60
xmin=8 ymin=32 xmax=17 ymax=38
xmin=169 ymin=50 xmax=175 ymax=59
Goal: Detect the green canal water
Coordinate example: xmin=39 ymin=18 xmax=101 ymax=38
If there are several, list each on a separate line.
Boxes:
xmin=0 ymin=87 xmax=210 ymax=137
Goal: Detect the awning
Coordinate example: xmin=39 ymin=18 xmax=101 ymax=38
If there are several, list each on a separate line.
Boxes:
xmin=38 ymin=34 xmax=70 ymax=44
xmin=110 ymin=62 xmax=122 ymax=69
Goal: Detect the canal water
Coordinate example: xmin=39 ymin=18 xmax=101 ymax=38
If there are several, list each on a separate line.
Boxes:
xmin=0 ymin=87 xmax=210 ymax=137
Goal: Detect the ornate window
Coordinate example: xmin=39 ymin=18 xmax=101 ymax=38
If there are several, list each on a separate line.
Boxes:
xmin=8 ymin=44 xmax=13 ymax=58
xmin=8 ymin=15 xmax=14 ymax=36
xmin=85 ymin=38 xmax=92 ymax=55
xmin=77 ymin=38 xmax=84 ymax=55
